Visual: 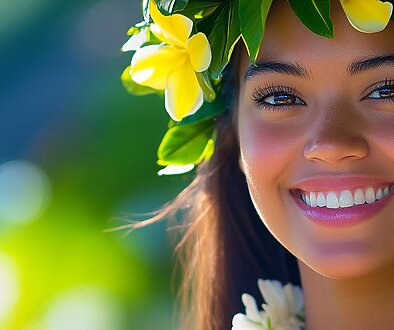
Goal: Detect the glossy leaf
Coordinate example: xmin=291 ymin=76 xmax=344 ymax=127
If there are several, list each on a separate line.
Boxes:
xmin=156 ymin=0 xmax=190 ymax=15
xmin=288 ymin=0 xmax=333 ymax=38
xmin=195 ymin=137 xmax=215 ymax=163
xmin=143 ymin=0 xmax=150 ymax=22
xmin=196 ymin=71 xmax=216 ymax=102
xmin=181 ymin=1 xmax=222 ymax=19
xmin=157 ymin=118 xmax=215 ymax=165
xmin=239 ymin=0 xmax=273 ymax=63
xmin=198 ymin=0 xmax=241 ymax=78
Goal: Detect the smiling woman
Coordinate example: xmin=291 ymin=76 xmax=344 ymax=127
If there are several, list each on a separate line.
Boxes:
xmin=119 ymin=0 xmax=394 ymax=329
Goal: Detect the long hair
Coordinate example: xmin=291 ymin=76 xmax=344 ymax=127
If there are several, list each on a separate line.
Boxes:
xmin=116 ymin=42 xmax=301 ymax=330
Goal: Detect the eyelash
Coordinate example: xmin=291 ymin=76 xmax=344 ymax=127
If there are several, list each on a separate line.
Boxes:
xmin=251 ymin=79 xmax=394 ymax=112
xmin=251 ymin=84 xmax=305 ymax=111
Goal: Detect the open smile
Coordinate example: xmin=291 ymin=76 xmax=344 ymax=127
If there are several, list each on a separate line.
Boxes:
xmin=290 ymin=186 xmax=394 ymax=228
xmin=295 ymin=185 xmax=393 ymax=208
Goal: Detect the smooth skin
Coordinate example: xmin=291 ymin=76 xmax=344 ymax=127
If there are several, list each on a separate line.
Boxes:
xmin=237 ymin=0 xmax=394 ymax=329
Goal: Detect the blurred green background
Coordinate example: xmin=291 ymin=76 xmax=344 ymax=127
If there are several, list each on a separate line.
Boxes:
xmin=0 ymin=0 xmax=194 ymax=329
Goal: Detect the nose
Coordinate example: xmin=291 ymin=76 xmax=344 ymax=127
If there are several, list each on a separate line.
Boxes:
xmin=303 ymin=104 xmax=369 ymax=165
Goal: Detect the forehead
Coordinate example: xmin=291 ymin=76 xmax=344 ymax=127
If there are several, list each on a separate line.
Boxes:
xmin=242 ymin=0 xmax=394 ymax=70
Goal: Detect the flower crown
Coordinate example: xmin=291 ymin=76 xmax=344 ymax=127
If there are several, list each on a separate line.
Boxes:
xmin=122 ymin=0 xmax=393 ymax=176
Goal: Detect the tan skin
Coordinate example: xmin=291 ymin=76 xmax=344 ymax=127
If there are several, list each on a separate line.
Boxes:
xmin=237 ymin=0 xmax=394 ymax=329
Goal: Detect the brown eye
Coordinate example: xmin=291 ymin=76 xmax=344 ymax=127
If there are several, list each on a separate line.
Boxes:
xmin=251 ymin=85 xmax=306 ymax=112
xmin=365 ymin=81 xmax=394 ymax=100
xmin=378 ymin=87 xmax=394 ymax=98
xmin=265 ymin=94 xmax=300 ymax=105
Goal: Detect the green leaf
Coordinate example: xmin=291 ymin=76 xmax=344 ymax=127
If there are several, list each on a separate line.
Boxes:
xmin=198 ymin=0 xmax=241 ymax=78
xmin=126 ymin=21 xmax=149 ymax=36
xmin=167 ymin=80 xmax=226 ymax=128
xmin=266 ymin=316 xmax=273 ymax=330
xmin=156 ymin=0 xmax=190 ymax=15
xmin=390 ymin=0 xmax=394 ymax=20
xmin=180 ymin=0 xmax=222 ymax=19
xmin=121 ymin=66 xmax=157 ymax=96
xmin=239 ymin=0 xmax=273 ymax=63
xmin=288 ymin=0 xmax=333 ymax=38
xmin=194 ymin=136 xmax=215 ymax=164
xmin=142 ymin=0 xmax=150 ymax=22
xmin=196 ymin=71 xmax=216 ymax=102
xmin=157 ymin=118 xmax=215 ymax=166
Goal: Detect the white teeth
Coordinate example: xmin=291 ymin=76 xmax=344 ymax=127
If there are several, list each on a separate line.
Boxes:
xmin=317 ymin=192 xmax=326 ymax=207
xmin=299 ymin=185 xmax=392 ymax=208
xmin=305 ymin=193 xmax=310 ymax=206
xmin=354 ymin=189 xmax=365 ymax=205
xmin=376 ymin=188 xmax=383 ymax=200
xmin=310 ymin=192 xmax=317 ymax=207
xmin=339 ymin=190 xmax=353 ymax=208
xmin=326 ymin=192 xmax=339 ymax=209
xmin=365 ymin=187 xmax=376 ymax=204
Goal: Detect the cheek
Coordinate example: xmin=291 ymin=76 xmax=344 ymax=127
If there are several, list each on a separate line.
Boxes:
xmin=237 ymin=109 xmax=307 ymax=242
xmin=371 ymin=118 xmax=394 ymax=162
xmin=238 ymin=110 xmax=306 ymax=191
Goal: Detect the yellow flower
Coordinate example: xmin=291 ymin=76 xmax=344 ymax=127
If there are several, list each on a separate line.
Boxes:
xmin=129 ymin=1 xmax=212 ymax=121
xmin=340 ymin=0 xmax=393 ymax=33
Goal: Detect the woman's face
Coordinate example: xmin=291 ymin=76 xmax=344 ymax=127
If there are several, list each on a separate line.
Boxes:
xmin=237 ymin=0 xmax=394 ymax=278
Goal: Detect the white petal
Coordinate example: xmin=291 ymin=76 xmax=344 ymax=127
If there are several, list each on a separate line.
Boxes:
xmin=231 ymin=313 xmax=265 ymax=330
xmin=157 ymin=164 xmax=194 ymax=176
xmin=242 ymin=293 xmax=262 ymax=323
xmin=121 ymin=28 xmax=148 ymax=52
xmin=258 ymin=279 xmax=285 ymax=308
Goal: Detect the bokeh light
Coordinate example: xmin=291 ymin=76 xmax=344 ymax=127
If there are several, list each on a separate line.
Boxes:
xmin=0 ymin=253 xmax=20 ymax=320
xmin=0 ymin=160 xmax=51 ymax=225
xmin=43 ymin=286 xmax=122 ymax=330
xmin=0 ymin=0 xmax=48 ymax=39
xmin=0 ymin=0 xmax=185 ymax=328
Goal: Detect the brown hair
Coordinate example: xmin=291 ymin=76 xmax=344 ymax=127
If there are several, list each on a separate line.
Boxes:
xmin=114 ymin=42 xmax=301 ymax=330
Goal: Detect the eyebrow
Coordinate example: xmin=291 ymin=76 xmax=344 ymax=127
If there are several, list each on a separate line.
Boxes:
xmin=347 ymin=55 xmax=394 ymax=75
xmin=244 ymin=61 xmax=311 ymax=80
xmin=244 ymin=54 xmax=394 ymax=81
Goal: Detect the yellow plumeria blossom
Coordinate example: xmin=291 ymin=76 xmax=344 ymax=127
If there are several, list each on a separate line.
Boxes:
xmin=340 ymin=0 xmax=393 ymax=33
xmin=129 ymin=1 xmax=212 ymax=121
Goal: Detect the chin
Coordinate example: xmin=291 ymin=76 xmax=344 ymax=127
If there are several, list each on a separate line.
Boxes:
xmin=299 ymin=246 xmax=385 ymax=280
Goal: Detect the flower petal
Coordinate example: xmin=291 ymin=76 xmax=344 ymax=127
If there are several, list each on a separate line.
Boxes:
xmin=130 ymin=44 xmax=186 ymax=90
xmin=149 ymin=0 xmax=193 ymax=47
xmin=340 ymin=0 xmax=393 ymax=33
xmin=231 ymin=313 xmax=265 ymax=330
xmin=165 ymin=62 xmax=203 ymax=121
xmin=258 ymin=279 xmax=285 ymax=308
xmin=121 ymin=28 xmax=149 ymax=52
xmin=241 ymin=293 xmax=262 ymax=323
xmin=186 ymin=32 xmax=212 ymax=72
xmin=157 ymin=164 xmax=195 ymax=176
xmin=292 ymin=286 xmax=304 ymax=315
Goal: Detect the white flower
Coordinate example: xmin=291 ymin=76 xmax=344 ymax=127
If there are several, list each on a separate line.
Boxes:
xmin=232 ymin=279 xmax=305 ymax=330
xmin=122 ymin=27 xmax=149 ymax=52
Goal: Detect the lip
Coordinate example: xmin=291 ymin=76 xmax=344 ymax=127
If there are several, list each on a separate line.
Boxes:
xmin=291 ymin=187 xmax=394 ymax=228
xmin=290 ymin=175 xmax=393 ymax=192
